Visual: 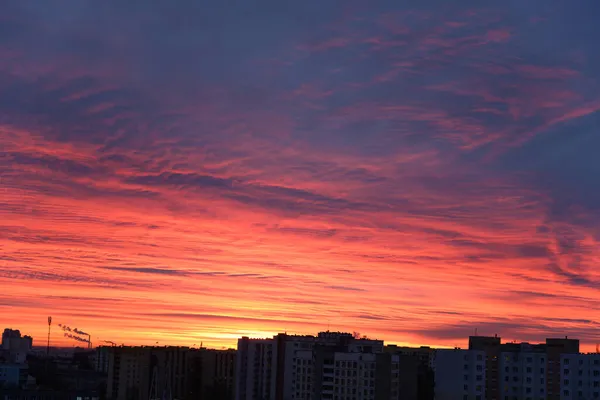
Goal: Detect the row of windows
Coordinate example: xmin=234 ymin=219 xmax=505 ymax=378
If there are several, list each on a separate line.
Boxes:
xmin=562 ymin=379 xmax=600 ymax=387
xmin=562 ymin=390 xmax=600 ymax=398
xmin=504 ymin=356 xmax=545 ymax=363
xmin=292 ymin=394 xmax=311 ymax=400
xmin=503 ymin=366 xmax=543 ymax=373
xmin=335 ymin=370 xmax=375 ymax=378
xmin=334 ymin=387 xmax=375 ymax=396
xmin=503 ymin=386 xmax=543 ymax=394
xmin=334 ymin=378 xmax=375 ymax=387
xmin=564 ymin=358 xmax=600 ymax=366
xmin=463 ymin=384 xmax=483 ymax=392
xmin=564 ymin=369 xmax=600 ymax=376
xmin=333 ymin=361 xmax=376 ymax=370
xmin=336 ymin=361 xmax=359 ymax=368
xmin=503 ymin=376 xmax=544 ymax=384
xmin=293 ymin=374 xmax=312 ymax=383
xmin=503 ymin=397 xmax=543 ymax=400
xmin=331 ymin=396 xmax=373 ymax=400
xmin=464 ymin=364 xmax=485 ymax=370
xmin=500 ymin=357 xmax=600 ymax=366
xmin=295 ymin=383 xmax=312 ymax=390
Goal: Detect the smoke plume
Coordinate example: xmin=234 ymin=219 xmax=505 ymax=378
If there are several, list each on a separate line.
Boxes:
xmin=64 ymin=333 xmax=90 ymax=344
xmin=59 ymin=324 xmax=89 ymax=336
xmin=73 ymin=328 xmax=89 ymax=336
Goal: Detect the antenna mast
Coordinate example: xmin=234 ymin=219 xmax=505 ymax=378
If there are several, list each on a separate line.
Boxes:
xmin=47 ymin=316 xmax=52 ymax=356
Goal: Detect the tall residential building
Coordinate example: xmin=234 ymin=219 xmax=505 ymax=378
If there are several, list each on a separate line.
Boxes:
xmin=107 ymin=346 xmax=153 ymax=400
xmin=469 ymin=336 xmax=501 ymax=400
xmin=236 ymin=332 xmax=393 ymax=400
xmin=106 ymin=346 xmax=236 ymax=400
xmin=186 ymin=348 xmax=236 ymax=399
xmin=384 ymin=346 xmax=434 ymax=400
xmin=106 ymin=346 xmax=189 ymax=400
xmin=236 ymin=338 xmax=277 ymax=400
xmin=95 ymin=346 xmax=110 ymax=374
xmin=281 ymin=332 xmax=384 ymax=400
xmin=498 ymin=343 xmax=547 ymax=400
xmin=546 ymin=338 xmax=580 ymax=400
xmin=432 ymin=348 xmax=487 ymax=400
xmin=1 ymin=329 xmax=33 ymax=364
xmin=560 ymin=353 xmax=600 ymax=400
xmin=308 ymin=344 xmax=400 ymax=400
xmin=465 ymin=336 xmax=580 ymax=400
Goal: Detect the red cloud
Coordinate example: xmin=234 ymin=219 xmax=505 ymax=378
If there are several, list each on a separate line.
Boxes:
xmin=1 ymin=2 xmax=599 ymax=352
xmin=484 ymin=28 xmax=512 ymax=43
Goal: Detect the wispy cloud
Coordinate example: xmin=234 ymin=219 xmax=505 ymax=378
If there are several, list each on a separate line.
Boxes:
xmin=0 ymin=0 xmax=598 ymax=350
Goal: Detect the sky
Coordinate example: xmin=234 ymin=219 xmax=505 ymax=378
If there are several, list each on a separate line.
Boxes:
xmin=0 ymin=0 xmax=599 ymax=351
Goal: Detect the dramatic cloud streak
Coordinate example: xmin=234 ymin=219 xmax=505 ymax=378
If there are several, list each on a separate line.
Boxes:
xmin=0 ymin=0 xmax=599 ymax=350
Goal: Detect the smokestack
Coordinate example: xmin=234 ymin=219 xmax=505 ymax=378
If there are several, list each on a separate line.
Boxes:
xmin=47 ymin=316 xmax=52 ymax=356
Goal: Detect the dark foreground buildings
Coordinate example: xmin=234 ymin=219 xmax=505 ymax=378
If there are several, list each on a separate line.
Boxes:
xmin=234 ymin=332 xmax=597 ymax=400
xmin=105 ymin=345 xmax=235 ymax=400
xmin=432 ymin=335 xmax=598 ymax=400
xmin=2 ymin=325 xmax=598 ymax=400
xmin=235 ymin=331 xmax=432 ymax=400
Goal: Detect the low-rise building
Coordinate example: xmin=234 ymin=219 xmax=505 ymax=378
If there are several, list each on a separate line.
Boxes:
xmin=0 ymin=364 xmax=23 ymax=388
